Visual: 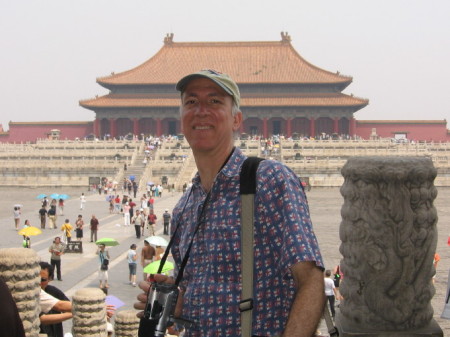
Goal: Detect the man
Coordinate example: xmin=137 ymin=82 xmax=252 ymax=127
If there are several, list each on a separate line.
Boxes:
xmin=137 ymin=70 xmax=324 ymax=337
xmin=162 ymin=209 xmax=171 ymax=235
xmin=47 ymin=205 xmax=57 ymax=230
xmin=147 ymin=209 xmax=157 ymax=236
xmin=39 ymin=262 xmax=71 ymax=337
xmin=131 ymin=209 xmax=145 ymax=239
xmin=49 ymin=237 xmax=65 ymax=281
xmin=97 ymin=243 xmax=110 ymax=289
xmin=90 ymin=214 xmax=99 ymax=242
xmin=141 ymin=239 xmax=156 ymax=281
xmin=39 ymin=205 xmax=47 ymax=229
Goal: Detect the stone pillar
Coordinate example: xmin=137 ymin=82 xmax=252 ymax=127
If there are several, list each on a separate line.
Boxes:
xmin=349 ymin=117 xmax=356 ymax=138
xmin=109 ymin=118 xmax=117 ymax=139
xmin=72 ymin=288 xmax=107 ymax=337
xmin=133 ymin=118 xmax=139 ymax=136
xmin=334 ymin=117 xmax=339 ymax=134
xmin=262 ymin=118 xmax=268 ymax=139
xmin=0 ymin=248 xmax=41 ymax=337
xmin=93 ymin=118 xmax=100 ymax=138
xmin=337 ymin=156 xmax=442 ymax=336
xmin=309 ymin=117 xmax=315 ymax=138
xmin=156 ymin=118 xmax=162 ymax=136
xmin=114 ymin=310 xmax=140 ymax=337
xmin=286 ymin=117 xmax=292 ymax=138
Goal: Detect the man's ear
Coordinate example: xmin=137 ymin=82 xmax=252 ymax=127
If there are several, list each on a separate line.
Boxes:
xmin=232 ymin=111 xmax=243 ymax=132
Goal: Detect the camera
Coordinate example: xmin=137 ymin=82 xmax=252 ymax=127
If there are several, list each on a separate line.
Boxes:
xmin=138 ymin=282 xmax=179 ymax=337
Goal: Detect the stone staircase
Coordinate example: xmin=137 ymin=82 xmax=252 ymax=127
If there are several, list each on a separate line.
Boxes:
xmin=124 ymin=151 xmax=146 ymax=187
xmin=174 ymin=156 xmax=197 ymax=190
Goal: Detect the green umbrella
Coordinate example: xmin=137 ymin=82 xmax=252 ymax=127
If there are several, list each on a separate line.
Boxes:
xmin=143 ymin=260 xmax=174 ymax=275
xmin=96 ymin=238 xmax=119 ymax=247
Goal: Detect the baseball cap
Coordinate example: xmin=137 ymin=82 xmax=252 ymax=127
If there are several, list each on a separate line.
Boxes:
xmin=176 ymin=69 xmax=240 ymax=108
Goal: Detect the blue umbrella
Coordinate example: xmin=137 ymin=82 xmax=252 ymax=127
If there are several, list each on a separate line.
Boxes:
xmin=59 ymin=194 xmax=70 ymax=200
xmin=50 ymin=193 xmax=60 ymax=199
xmin=105 ymin=195 xmax=114 ymax=201
xmin=36 ymin=193 xmax=47 ymax=199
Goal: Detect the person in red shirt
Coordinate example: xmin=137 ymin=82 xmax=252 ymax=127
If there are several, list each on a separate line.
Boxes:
xmin=90 ymin=215 xmax=99 ymax=243
xmin=147 ymin=209 xmax=157 ymax=236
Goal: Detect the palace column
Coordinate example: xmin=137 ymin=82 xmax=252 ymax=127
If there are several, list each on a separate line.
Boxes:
xmin=93 ymin=118 xmax=100 ymax=138
xmin=133 ymin=118 xmax=139 ymax=136
xmin=309 ymin=117 xmax=315 ymax=138
xmin=334 ymin=117 xmax=339 ymax=134
xmin=156 ymin=118 xmax=162 ymax=136
xmin=109 ymin=118 xmax=116 ymax=139
xmin=286 ymin=118 xmax=292 ymax=138
xmin=262 ymin=118 xmax=268 ymax=139
xmin=349 ymin=117 xmax=356 ymax=138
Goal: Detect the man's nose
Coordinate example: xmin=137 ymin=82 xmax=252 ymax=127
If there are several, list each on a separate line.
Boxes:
xmin=194 ymin=101 xmax=209 ymax=116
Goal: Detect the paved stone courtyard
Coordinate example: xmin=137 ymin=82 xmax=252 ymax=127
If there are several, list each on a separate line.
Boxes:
xmin=0 ymin=186 xmax=449 ymax=335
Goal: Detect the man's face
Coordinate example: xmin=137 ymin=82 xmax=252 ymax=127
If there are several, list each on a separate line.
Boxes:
xmin=40 ymin=269 xmax=50 ymax=289
xmin=180 ymin=78 xmax=242 ymax=154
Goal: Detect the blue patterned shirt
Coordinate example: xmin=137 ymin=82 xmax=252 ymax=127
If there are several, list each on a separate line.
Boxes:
xmin=171 ymin=148 xmax=323 ymax=336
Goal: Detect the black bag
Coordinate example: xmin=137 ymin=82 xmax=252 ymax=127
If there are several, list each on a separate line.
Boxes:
xmin=101 ymin=258 xmax=109 ymax=271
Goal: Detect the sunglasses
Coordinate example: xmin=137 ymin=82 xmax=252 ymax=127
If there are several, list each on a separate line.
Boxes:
xmin=41 ymin=278 xmax=48 ymax=282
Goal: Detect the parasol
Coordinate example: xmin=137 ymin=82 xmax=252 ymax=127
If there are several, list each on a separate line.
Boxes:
xmin=144 ymin=236 xmax=169 ymax=247
xmin=96 ymin=238 xmax=119 ymax=246
xmin=143 ymin=260 xmax=174 ymax=275
xmin=59 ymin=194 xmax=70 ymax=200
xmin=50 ymin=193 xmax=60 ymax=199
xmin=18 ymin=226 xmax=42 ymax=236
xmin=36 ymin=193 xmax=47 ymax=199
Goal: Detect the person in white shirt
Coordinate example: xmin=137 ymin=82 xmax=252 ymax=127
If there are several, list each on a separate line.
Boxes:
xmin=127 ymin=244 xmax=138 ymax=286
xmin=324 ymin=269 xmax=340 ymax=318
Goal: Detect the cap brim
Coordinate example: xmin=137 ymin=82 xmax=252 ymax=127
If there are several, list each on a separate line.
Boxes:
xmin=176 ymin=74 xmax=233 ymax=96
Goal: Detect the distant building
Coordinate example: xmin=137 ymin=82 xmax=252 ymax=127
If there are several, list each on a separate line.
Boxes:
xmin=79 ymin=32 xmax=368 ymax=139
xmin=0 ymin=33 xmax=448 ymax=142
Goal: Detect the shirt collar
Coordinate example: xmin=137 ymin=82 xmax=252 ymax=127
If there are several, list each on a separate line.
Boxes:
xmin=191 ymin=147 xmax=247 ymax=187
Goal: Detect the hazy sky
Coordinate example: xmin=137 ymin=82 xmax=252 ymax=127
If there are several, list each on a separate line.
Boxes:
xmin=1 ymin=0 xmax=449 ymax=130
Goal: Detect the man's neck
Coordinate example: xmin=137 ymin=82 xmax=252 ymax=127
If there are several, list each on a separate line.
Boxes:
xmin=194 ymin=146 xmax=234 ymax=192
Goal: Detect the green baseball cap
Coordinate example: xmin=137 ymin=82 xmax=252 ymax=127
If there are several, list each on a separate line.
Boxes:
xmin=176 ymin=69 xmax=240 ymax=108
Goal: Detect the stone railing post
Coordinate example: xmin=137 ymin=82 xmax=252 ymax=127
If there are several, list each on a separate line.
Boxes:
xmin=0 ymin=248 xmax=41 ymax=337
xmin=337 ymin=156 xmax=442 ymax=336
xmin=72 ymin=288 xmax=107 ymax=337
xmin=114 ymin=310 xmax=140 ymax=337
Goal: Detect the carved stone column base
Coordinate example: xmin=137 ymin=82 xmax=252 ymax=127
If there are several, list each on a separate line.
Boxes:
xmin=335 ymin=312 xmax=443 ymax=337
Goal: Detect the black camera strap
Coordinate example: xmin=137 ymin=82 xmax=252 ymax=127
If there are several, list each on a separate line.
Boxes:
xmin=156 ymin=187 xmax=212 ymax=287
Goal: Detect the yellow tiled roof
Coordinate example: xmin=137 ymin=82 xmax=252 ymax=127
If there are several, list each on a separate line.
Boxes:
xmin=80 ymin=93 xmax=367 ymax=109
xmin=97 ymin=38 xmax=351 ymax=86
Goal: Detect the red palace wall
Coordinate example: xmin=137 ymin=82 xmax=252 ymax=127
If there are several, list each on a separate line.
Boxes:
xmin=356 ymin=121 xmax=450 ymax=142
xmin=0 ymin=122 xmax=93 ymax=143
xmin=0 ymin=119 xmax=448 ymax=143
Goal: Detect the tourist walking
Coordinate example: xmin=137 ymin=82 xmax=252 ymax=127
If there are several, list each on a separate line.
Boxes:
xmin=13 ymin=206 xmax=21 ymax=230
xmin=47 ymin=206 xmax=57 ymax=229
xmin=80 ymin=193 xmax=86 ymax=210
xmin=162 ymin=209 xmax=171 ymax=235
xmin=131 ymin=209 xmax=145 ymax=239
xmin=147 ymin=209 xmax=157 ymax=236
xmin=90 ymin=214 xmax=99 ymax=242
xmin=128 ymin=244 xmax=138 ymax=286
xmin=58 ymin=198 xmax=64 ymax=216
xmin=96 ymin=244 xmax=110 ymax=289
xmin=60 ymin=219 xmax=73 ymax=244
xmin=141 ymin=240 xmax=156 ymax=281
xmin=75 ymin=214 xmax=84 ymax=241
xmin=123 ymin=202 xmax=131 ymax=226
xmin=324 ymin=269 xmax=339 ymax=318
xmin=49 ymin=237 xmax=65 ymax=281
xmin=38 ymin=205 xmax=47 ymax=229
